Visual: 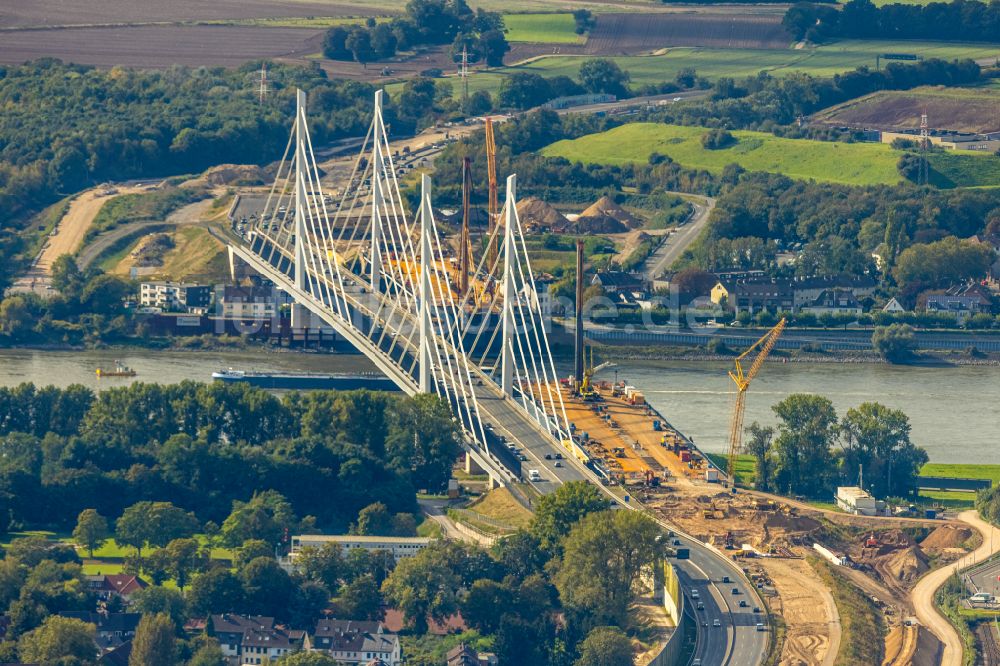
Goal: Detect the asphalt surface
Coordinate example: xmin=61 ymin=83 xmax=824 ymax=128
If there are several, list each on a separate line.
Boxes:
xmin=644 ymin=193 xmax=716 ymax=282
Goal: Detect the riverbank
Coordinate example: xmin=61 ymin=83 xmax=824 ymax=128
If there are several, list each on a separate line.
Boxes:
xmin=591 ymin=344 xmax=1000 ymax=366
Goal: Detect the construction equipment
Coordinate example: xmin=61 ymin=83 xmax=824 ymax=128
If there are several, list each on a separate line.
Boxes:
xmin=484 ymin=118 xmax=499 ymax=268
xmin=726 ymin=318 xmax=786 ymax=485
xmin=578 ymin=346 xmax=599 ymax=400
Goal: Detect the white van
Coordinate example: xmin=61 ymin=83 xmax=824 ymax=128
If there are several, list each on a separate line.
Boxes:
xmin=970 ymin=592 xmax=994 ymax=604
xmin=528 ymin=469 xmax=541 ymax=481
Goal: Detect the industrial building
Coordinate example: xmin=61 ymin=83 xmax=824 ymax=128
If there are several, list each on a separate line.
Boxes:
xmin=282 ymin=535 xmax=433 ymax=570
xmin=835 ymin=486 xmax=887 ymax=517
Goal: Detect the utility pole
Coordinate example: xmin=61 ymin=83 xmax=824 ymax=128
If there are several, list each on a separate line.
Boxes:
xmin=574 ymin=239 xmax=585 ymax=388
xmin=460 ymin=45 xmax=469 ymax=110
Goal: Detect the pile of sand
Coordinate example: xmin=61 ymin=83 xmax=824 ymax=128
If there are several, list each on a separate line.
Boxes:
xmin=920 ymin=525 xmax=973 ymax=552
xmin=579 ymin=195 xmax=644 ymax=230
xmin=517 ymin=197 xmax=568 ymax=231
xmin=885 ymin=545 xmax=929 ymax=583
xmin=203 ymin=164 xmax=268 ymax=186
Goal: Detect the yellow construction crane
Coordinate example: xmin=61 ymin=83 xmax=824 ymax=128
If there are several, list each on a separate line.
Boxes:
xmin=726 ymin=318 xmax=786 ymax=485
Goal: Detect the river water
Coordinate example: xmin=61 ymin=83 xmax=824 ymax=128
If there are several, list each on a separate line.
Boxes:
xmin=601 ymin=360 xmax=999 ymax=465
xmin=0 ymin=349 xmax=993 ymax=464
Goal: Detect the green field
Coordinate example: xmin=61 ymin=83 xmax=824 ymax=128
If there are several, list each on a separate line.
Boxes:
xmin=504 ymin=13 xmax=584 ymax=43
xmin=427 ymin=40 xmax=1000 ymax=101
xmin=542 ymin=123 xmax=905 ymax=185
xmin=920 ymin=464 xmax=1000 ymax=484
xmin=542 ymin=123 xmax=1000 ymax=187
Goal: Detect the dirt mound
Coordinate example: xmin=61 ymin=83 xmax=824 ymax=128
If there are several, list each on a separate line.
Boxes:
xmin=573 ymin=215 xmax=628 ymax=234
xmin=204 ymin=164 xmax=268 ymax=186
xmin=764 ymin=513 xmax=821 ymax=534
xmin=873 ymin=529 xmax=916 ymax=554
xmin=517 ymin=197 xmax=568 ymax=231
xmin=581 ymin=195 xmax=643 ymax=229
xmin=920 ymin=525 xmax=973 ymax=552
xmin=884 ymin=545 xmax=929 ymax=583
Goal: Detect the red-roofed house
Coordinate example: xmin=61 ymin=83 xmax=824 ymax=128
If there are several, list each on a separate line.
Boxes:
xmin=85 ymin=574 xmax=149 ymax=602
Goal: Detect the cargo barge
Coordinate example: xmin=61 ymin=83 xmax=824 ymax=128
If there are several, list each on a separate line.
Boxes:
xmin=212 ymin=369 xmax=399 ymax=391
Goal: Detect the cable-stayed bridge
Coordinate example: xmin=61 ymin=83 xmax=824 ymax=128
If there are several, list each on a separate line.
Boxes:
xmin=226 ymin=89 xmax=588 ymax=487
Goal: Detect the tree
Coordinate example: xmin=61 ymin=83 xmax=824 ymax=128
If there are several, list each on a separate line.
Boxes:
xmin=576 ymin=626 xmax=633 ymax=666
xmin=386 ymin=394 xmax=462 ymax=492
xmin=130 ymin=587 xmax=188 ymax=630
xmin=17 ymin=616 xmax=96 ymax=664
xmin=346 ymin=28 xmax=376 ymax=68
xmin=338 ymin=574 xmax=384 ymax=621
xmin=555 ymin=510 xmax=662 ymax=625
xmin=0 ymin=297 xmax=32 ymax=339
xmin=370 ymin=24 xmax=399 ymax=59
xmin=671 ymin=267 xmax=717 ymax=304
xmin=323 ymin=26 xmax=352 ymax=59
xmin=355 ymin=502 xmax=393 ymax=536
xmin=530 ymin=481 xmax=608 ymax=551
xmin=163 ymin=538 xmax=208 ymax=590
xmin=771 ymin=394 xmax=839 ymax=496
xmin=129 ymin=613 xmax=176 ymax=666
xmin=296 ymin=543 xmax=344 ymax=595
xmin=234 ymin=540 xmax=274 ymax=569
xmin=188 ymin=567 xmax=245 ymax=616
xmin=381 ymin=542 xmax=461 ymax=633
xmin=188 ymin=639 xmax=226 ymax=666
xmin=461 ymin=579 xmax=511 ymax=634
xmin=116 ymin=501 xmax=199 ymax=556
xmin=840 ymin=402 xmax=927 ymax=498
xmin=872 ymin=324 xmax=917 ymax=363
xmin=72 ymin=509 xmax=109 ymax=558
xmin=478 ymin=29 xmax=510 ymax=67
xmin=744 ymin=422 xmax=775 ymax=492
xmin=892 ymin=236 xmax=994 ymax=289
xmin=241 ymin=557 xmax=293 ymax=619
xmin=221 ymin=491 xmax=297 ymax=548
xmin=578 ymin=59 xmax=630 ymax=97
xmin=498 ymin=73 xmax=553 ymax=110
xmin=51 ymin=255 xmax=84 ymax=299
xmin=572 ymin=9 xmax=595 ymax=34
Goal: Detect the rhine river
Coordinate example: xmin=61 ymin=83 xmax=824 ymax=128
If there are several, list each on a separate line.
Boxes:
xmin=0 ymin=349 xmax=994 ymax=464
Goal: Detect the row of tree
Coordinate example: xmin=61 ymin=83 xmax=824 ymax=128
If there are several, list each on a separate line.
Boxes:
xmin=0 ymin=381 xmax=461 ymax=531
xmin=322 ymin=0 xmax=509 ymax=67
xmin=784 ymin=0 xmax=1000 ymax=43
xmin=745 ymin=395 xmax=927 ymax=498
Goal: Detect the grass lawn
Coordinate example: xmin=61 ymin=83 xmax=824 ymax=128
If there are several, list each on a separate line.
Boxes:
xmin=919 ymin=490 xmax=976 ymax=509
xmin=504 ymin=13 xmax=584 ymax=44
xmin=928 ymin=150 xmax=1000 ymax=188
xmin=921 ymin=464 xmax=1000 ymax=485
xmin=705 ymin=453 xmax=754 ymax=487
xmin=542 ymin=123 xmax=906 ymax=186
xmin=466 ymin=487 xmax=534 ymax=528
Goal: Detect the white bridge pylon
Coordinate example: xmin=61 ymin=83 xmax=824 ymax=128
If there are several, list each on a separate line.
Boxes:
xmin=229 ymin=88 xmax=573 ymax=482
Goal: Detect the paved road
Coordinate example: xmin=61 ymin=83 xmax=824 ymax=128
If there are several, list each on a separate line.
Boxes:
xmin=643 ymin=193 xmax=716 ymax=282
xmin=912 ymin=510 xmax=1000 ymax=666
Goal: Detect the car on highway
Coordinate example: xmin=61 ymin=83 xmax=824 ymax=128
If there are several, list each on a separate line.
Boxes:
xmin=732 ymin=587 xmax=740 ymax=595
xmin=739 ymin=600 xmax=748 ymax=608
xmin=753 ymin=607 xmax=761 ymax=613
xmin=554 ymin=461 xmax=562 ymax=467
xmin=545 ymin=454 xmax=552 ymax=459
xmin=690 ymin=589 xmax=699 ymax=599
xmin=712 ymin=619 xmax=721 ymax=627
xmin=554 ymin=453 xmax=563 ymax=459
xmin=722 ymin=576 xmax=730 ymax=583
xmin=696 ymin=602 xmax=704 ymax=610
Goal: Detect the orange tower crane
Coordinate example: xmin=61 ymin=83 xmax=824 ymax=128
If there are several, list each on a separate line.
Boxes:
xmin=726 ymin=318 xmax=786 ymax=484
xmin=485 ymin=117 xmax=499 ymax=268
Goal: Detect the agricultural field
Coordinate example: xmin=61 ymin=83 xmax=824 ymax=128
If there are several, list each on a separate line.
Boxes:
xmin=582 ymin=12 xmax=792 ymax=52
xmin=543 ymin=122 xmax=1000 ymax=188
xmin=504 ymin=13 xmax=584 ymax=44
xmin=541 ymin=123 xmax=906 ymax=185
xmin=0 ymin=24 xmax=324 ymax=68
xmin=813 ymin=85 xmax=1000 ymax=134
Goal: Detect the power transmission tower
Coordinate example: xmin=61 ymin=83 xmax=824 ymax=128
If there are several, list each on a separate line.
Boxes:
xmin=460 ymin=45 xmax=469 ymax=110
xmin=258 ymin=63 xmax=269 ymax=106
xmin=919 ymin=111 xmax=929 ymax=186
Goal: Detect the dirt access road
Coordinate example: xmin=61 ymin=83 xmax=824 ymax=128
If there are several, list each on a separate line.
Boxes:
xmin=760 ymin=557 xmax=842 ymax=666
xmin=911 ymin=510 xmax=1000 ymax=666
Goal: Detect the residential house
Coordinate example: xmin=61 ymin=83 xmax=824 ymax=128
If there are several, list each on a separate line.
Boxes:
xmin=98 ymin=641 xmax=132 ymax=666
xmin=711 ymin=279 xmax=794 ymax=315
xmin=309 ymin=619 xmax=402 ymax=665
xmin=59 ymin=611 xmax=140 ymax=654
xmin=208 ymin=614 xmax=305 ymax=665
xmin=447 ymin=643 xmax=498 ymax=666
xmin=85 ymin=574 xmax=148 ymax=603
xmin=790 ymin=276 xmax=876 ymax=309
xmin=973 ymin=233 xmax=1000 ymax=288
xmin=591 ymin=271 xmax=646 ymax=295
xmin=800 ymin=289 xmax=863 ymax=316
xmin=922 ymin=283 xmax=993 ymax=319
xmin=882 ymin=297 xmax=906 ymax=313
xmin=218 ymin=285 xmax=288 ymax=319
xmin=140 ymin=281 xmax=213 ymax=313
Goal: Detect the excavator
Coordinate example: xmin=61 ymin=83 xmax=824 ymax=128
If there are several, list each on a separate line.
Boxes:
xmin=725 ymin=318 xmax=786 ymax=487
